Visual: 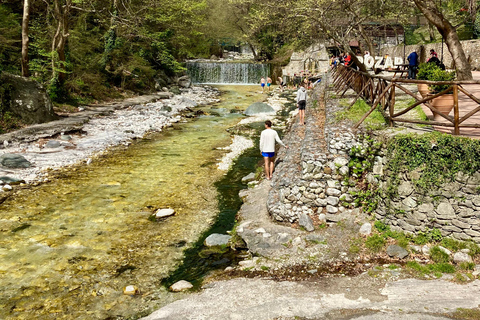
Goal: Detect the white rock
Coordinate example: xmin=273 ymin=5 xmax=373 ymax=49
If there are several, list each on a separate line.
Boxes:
xmin=3 ymin=185 xmax=12 ymax=191
xmin=359 ymin=223 xmax=372 ymax=236
xmin=170 ymin=280 xmax=193 ymax=292
xmin=453 ymin=252 xmax=473 ymax=264
xmin=318 ymin=214 xmax=327 ymax=223
xmin=255 ymin=228 xmax=266 ymax=233
xmin=155 ymin=208 xmax=175 ymax=218
xmin=123 ymin=285 xmax=139 ymax=295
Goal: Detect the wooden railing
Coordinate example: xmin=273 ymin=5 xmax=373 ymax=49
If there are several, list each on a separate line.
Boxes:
xmin=332 ymin=65 xmax=480 ymax=135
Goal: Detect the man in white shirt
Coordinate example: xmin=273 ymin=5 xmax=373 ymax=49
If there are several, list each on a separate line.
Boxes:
xmin=296 ymin=83 xmax=307 ymax=125
xmin=260 ymin=120 xmax=288 ymax=180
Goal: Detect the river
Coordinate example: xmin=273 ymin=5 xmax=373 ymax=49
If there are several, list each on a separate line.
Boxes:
xmin=0 ymin=86 xmax=264 ymax=319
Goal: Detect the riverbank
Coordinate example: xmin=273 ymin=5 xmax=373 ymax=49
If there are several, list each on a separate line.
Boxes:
xmin=0 ymin=87 xmax=221 ymax=186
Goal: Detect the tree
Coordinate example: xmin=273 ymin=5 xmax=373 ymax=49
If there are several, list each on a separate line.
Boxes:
xmin=413 ymin=0 xmax=472 ymax=80
xmin=21 ymin=0 xmax=30 ymax=77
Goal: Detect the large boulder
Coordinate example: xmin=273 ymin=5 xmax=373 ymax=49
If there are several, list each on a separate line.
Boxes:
xmin=0 ymin=73 xmax=58 ymax=124
xmin=244 ymin=102 xmax=275 ymax=116
xmin=177 ymin=76 xmax=192 ymax=88
xmin=0 ymin=154 xmax=31 ymax=168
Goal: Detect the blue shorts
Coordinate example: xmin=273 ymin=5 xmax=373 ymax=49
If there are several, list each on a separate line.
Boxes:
xmin=262 ymin=152 xmax=275 ymax=158
xmin=261 ymin=83 xmax=265 ymax=87
xmin=267 ymin=83 xmax=271 ymax=87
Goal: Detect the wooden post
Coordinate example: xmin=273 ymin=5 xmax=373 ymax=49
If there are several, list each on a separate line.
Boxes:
xmin=389 ymin=84 xmax=396 ymax=127
xmin=453 ymin=84 xmax=459 ymax=135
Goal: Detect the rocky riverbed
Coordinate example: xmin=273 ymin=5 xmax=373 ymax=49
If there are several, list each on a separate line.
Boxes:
xmin=0 ymin=87 xmax=221 ymax=186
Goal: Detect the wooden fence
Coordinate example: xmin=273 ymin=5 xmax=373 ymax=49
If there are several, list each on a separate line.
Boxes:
xmin=332 ymin=65 xmax=480 ymax=135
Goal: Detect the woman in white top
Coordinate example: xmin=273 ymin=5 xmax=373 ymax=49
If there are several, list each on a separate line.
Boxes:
xmin=260 ymin=120 xmax=288 ymax=180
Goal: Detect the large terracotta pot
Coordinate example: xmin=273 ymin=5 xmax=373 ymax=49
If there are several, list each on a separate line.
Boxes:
xmin=431 ymin=94 xmax=454 ymax=121
xmin=417 ymin=83 xmax=430 ymax=98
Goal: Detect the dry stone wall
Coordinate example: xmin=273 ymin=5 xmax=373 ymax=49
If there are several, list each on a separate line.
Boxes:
xmin=268 ymin=80 xmax=480 ymax=243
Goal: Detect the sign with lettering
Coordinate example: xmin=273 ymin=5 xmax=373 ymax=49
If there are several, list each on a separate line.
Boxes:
xmin=357 ymin=56 xmax=404 ymax=69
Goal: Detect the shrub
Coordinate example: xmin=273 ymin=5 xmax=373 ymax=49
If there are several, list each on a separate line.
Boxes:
xmin=428 ymin=68 xmax=456 ymax=93
xmin=416 ymin=62 xmax=439 ymax=81
xmin=365 ymin=234 xmax=386 ymax=252
xmin=430 ymin=246 xmax=450 ymax=263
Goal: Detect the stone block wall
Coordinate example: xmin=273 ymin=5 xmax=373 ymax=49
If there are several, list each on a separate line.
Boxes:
xmin=267 ymin=78 xmax=480 ymax=243
xmin=374 ymin=159 xmax=480 ymax=242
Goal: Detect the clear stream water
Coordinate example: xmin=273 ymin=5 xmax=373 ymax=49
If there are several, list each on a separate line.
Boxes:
xmin=0 ymin=86 xmax=265 ymax=319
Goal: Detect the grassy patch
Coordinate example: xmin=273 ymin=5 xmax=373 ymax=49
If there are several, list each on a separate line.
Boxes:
xmin=430 ymin=246 xmax=450 ymax=263
xmin=336 ymin=98 xmax=387 ymax=130
xmin=452 ymin=308 xmax=480 ymax=320
xmin=406 ymin=261 xmax=455 ymax=276
xmin=365 ymin=234 xmax=386 ymax=252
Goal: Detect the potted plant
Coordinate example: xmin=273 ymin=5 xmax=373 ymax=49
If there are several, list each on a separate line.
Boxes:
xmin=428 ymin=68 xmax=456 ymax=120
xmin=416 ymin=63 xmax=439 ymax=98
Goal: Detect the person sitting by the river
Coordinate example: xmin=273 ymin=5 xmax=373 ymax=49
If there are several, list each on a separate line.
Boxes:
xmin=260 ymin=120 xmax=288 ymax=180
xmin=260 ymin=77 xmax=266 ymax=93
xmin=267 ymin=77 xmax=272 ymax=92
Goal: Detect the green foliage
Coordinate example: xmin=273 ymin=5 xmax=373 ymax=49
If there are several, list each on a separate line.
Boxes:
xmin=429 ymin=68 xmax=456 ymax=93
xmin=406 ymin=261 xmax=455 ymax=275
xmin=336 ymin=99 xmax=387 ymax=130
xmin=365 ymin=234 xmax=386 ymax=252
xmin=430 ymin=246 xmax=450 ymax=263
xmin=0 ymin=5 xmax=21 ymax=73
xmin=386 ymin=132 xmax=480 ymax=196
xmin=416 ymin=62 xmax=440 ymax=81
xmin=413 ymin=228 xmax=443 ymax=244
xmin=458 ymin=262 xmax=475 ymax=271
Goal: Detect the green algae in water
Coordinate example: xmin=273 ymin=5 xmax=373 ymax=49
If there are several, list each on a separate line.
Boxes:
xmin=0 ymin=85 xmax=265 ymax=319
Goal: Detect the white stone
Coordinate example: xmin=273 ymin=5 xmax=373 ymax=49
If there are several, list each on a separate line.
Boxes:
xmin=318 ymin=214 xmax=327 ymax=223
xmin=255 ymin=228 xmax=266 ymax=233
xmin=326 ymin=205 xmax=338 ymax=214
xmin=123 ymin=285 xmax=139 ymax=295
xmin=170 ymin=280 xmax=193 ymax=292
xmin=422 ymin=245 xmax=431 ymax=255
xmin=155 ymin=208 xmax=175 ymax=218
xmin=204 ymin=233 xmax=231 ymax=247
xmin=326 ymin=188 xmax=342 ymax=196
xmin=453 ymin=252 xmax=472 ymax=264
xmin=438 ymin=246 xmax=452 ymax=256
xmin=359 ymin=223 xmax=372 ymax=236
xmin=3 ymin=185 xmax=12 ymax=191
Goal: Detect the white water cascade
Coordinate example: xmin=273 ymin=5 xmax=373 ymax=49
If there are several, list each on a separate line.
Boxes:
xmin=187 ymin=61 xmax=270 ymax=84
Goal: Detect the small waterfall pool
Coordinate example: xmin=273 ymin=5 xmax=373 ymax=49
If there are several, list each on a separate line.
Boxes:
xmin=187 ymin=61 xmax=270 ymax=84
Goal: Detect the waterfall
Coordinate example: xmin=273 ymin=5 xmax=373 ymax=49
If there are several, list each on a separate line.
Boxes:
xmin=186 ymin=61 xmax=270 ymax=84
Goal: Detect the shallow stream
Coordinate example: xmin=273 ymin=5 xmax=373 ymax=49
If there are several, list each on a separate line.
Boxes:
xmin=0 ymin=86 xmax=263 ymax=319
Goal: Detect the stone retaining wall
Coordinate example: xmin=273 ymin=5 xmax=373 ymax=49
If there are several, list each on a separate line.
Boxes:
xmin=373 ymin=154 xmax=480 ymax=242
xmin=267 ymin=81 xmax=362 ymax=223
xmin=268 ymin=76 xmax=480 ymax=243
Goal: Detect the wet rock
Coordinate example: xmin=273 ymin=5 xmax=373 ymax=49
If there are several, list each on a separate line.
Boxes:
xmin=241 ymin=173 xmax=256 ymax=183
xmin=0 ymin=176 xmax=24 ymax=185
xmin=244 ymin=102 xmax=275 ymax=116
xmin=2 ymin=184 xmax=12 ymax=190
xmin=0 ymin=154 xmax=31 ymax=168
xmin=60 ymin=134 xmax=72 ymax=141
xmin=177 ymin=76 xmax=192 ymax=88
xmin=45 ymin=140 xmax=61 ymax=148
xmin=155 ymin=208 xmax=175 ymax=219
xmin=204 ymin=233 xmax=231 ymax=247
xmin=298 ymin=213 xmax=314 ymax=232
xmin=170 ymin=280 xmax=193 ymax=292
xmin=359 ymin=223 xmax=372 ymax=236
xmin=123 ymin=285 xmax=140 ymax=295
xmin=387 ymin=245 xmax=409 ymax=259
xmin=453 ymin=252 xmax=473 ymax=264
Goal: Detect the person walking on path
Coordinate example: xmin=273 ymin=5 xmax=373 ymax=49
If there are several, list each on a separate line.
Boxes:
xmin=260 ymin=77 xmax=266 ymax=93
xmin=407 ymin=50 xmax=419 ymax=79
xmin=267 ymin=77 xmax=272 ymax=92
xmin=296 ymin=83 xmax=307 ymax=125
xmin=260 ymin=120 xmax=287 ymax=180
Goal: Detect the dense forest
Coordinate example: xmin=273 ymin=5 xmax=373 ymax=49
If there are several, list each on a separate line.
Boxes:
xmin=1 ymin=0 xmax=479 ymax=105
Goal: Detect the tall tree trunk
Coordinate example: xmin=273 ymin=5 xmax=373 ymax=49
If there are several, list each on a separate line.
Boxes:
xmin=102 ymin=0 xmax=118 ymax=71
xmin=52 ymin=0 xmax=71 ymax=83
xmin=21 ymin=0 xmax=30 ymax=77
xmin=414 ymin=0 xmax=472 ymax=80
xmin=358 ymin=24 xmax=375 ymax=55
